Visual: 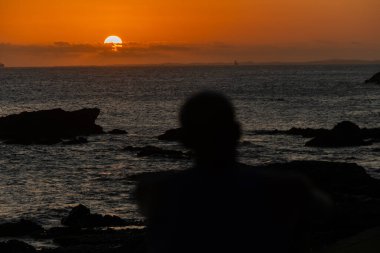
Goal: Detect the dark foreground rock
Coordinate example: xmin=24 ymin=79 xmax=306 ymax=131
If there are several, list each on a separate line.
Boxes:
xmin=1 ymin=162 xmax=380 ymax=252
xmin=0 ymin=229 xmax=146 ymax=253
xmin=365 ymin=72 xmax=380 ymax=84
xmin=40 ymin=228 xmax=146 ymax=253
xmin=0 ymin=108 xmax=104 ymax=145
xmin=0 ymin=207 xmax=146 ymax=253
xmin=321 ymin=226 xmax=380 ymax=253
xmin=130 ymin=160 xmax=380 ymax=249
xmin=0 ymin=219 xmax=44 ymax=237
xmin=61 ymin=204 xmax=130 ymax=228
xmin=0 ymin=240 xmax=36 ymax=253
xmin=124 ymin=145 xmax=191 ymax=159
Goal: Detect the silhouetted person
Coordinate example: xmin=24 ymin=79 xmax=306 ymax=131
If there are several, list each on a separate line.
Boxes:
xmin=137 ymin=91 xmax=330 ymax=253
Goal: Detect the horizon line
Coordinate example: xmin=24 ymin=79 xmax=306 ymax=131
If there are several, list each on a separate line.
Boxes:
xmin=2 ymin=59 xmax=380 ymax=68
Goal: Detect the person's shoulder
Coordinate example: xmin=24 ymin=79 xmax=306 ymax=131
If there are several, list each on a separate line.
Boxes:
xmin=238 ymin=162 xmax=311 ymax=183
xmin=237 ymin=163 xmax=332 ymax=211
xmin=237 ymin=163 xmax=317 ymax=197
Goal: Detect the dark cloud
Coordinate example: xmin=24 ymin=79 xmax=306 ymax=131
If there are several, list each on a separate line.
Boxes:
xmin=0 ymin=41 xmax=379 ymax=67
xmin=0 ymin=42 xmax=97 ymax=55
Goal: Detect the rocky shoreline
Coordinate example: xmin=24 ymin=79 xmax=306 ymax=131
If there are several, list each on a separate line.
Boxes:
xmin=1 ymin=160 xmax=380 ymax=252
xmin=1 ymin=109 xmax=380 ymax=252
xmin=0 ymin=204 xmax=145 ymax=253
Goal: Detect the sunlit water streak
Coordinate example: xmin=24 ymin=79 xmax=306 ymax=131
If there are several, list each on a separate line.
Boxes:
xmin=0 ymin=65 xmax=379 ymax=227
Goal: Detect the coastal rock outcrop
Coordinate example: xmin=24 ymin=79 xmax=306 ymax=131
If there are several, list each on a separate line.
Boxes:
xmin=0 ymin=219 xmax=44 ymax=237
xmin=305 ymin=121 xmax=371 ymax=147
xmin=253 ymin=121 xmax=380 ymax=147
xmin=0 ymin=240 xmax=36 ymax=253
xmin=365 ymin=72 xmax=380 ymax=84
xmin=0 ymin=108 xmax=104 ymax=144
xmin=61 ymin=204 xmax=129 ymax=228
xmin=157 ymin=128 xmax=183 ymax=142
xmin=43 ymin=228 xmax=146 ymax=253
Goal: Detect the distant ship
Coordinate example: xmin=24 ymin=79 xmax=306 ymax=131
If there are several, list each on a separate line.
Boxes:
xmin=234 ymin=60 xmax=239 ymax=66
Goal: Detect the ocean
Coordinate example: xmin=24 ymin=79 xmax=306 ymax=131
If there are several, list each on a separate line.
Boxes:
xmin=0 ymin=64 xmax=379 ymax=228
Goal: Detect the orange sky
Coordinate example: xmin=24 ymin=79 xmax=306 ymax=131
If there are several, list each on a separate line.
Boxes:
xmin=1 ymin=0 xmax=379 ymax=66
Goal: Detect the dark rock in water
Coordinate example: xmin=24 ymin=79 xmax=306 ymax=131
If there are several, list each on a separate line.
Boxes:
xmin=62 ymin=137 xmax=88 ymax=145
xmin=124 ymin=145 xmax=191 ymax=159
xmin=0 ymin=108 xmax=104 ymax=145
xmin=108 ymin=129 xmax=128 ymax=135
xmin=63 ymin=204 xmax=91 ymax=221
xmin=253 ymin=128 xmax=329 ymax=138
xmin=0 ymin=219 xmax=44 ymax=237
xmin=0 ymin=240 xmax=36 ymax=253
xmin=157 ymin=128 xmax=183 ymax=142
xmin=365 ymin=72 xmax=380 ymax=84
xmin=61 ymin=204 xmax=128 ymax=228
xmin=305 ymin=121 xmax=371 ymax=147
xmin=253 ymin=123 xmax=380 ymax=143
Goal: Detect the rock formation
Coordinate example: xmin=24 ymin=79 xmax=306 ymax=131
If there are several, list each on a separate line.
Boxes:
xmin=305 ymin=121 xmax=371 ymax=147
xmin=365 ymin=72 xmax=380 ymax=84
xmin=157 ymin=128 xmax=183 ymax=142
xmin=61 ymin=204 xmax=129 ymax=228
xmin=0 ymin=108 xmax=104 ymax=144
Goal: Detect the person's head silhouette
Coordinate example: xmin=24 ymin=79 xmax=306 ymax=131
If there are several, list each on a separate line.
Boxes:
xmin=179 ymin=91 xmax=241 ymax=169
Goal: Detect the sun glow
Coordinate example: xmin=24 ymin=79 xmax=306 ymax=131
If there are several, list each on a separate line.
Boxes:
xmin=104 ymin=35 xmax=123 ymax=51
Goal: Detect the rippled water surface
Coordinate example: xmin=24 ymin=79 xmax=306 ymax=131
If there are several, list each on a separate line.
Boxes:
xmin=0 ymin=65 xmax=379 ymax=226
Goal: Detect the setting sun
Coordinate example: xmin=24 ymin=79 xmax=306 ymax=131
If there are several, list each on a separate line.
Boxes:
xmin=104 ymin=35 xmax=123 ymax=51
xmin=104 ymin=36 xmax=122 ymax=44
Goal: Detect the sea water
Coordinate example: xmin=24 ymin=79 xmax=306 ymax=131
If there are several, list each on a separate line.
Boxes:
xmin=0 ymin=65 xmax=379 ymax=227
